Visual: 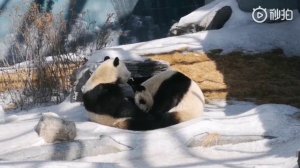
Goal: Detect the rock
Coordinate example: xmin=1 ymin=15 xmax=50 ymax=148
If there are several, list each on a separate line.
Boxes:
xmin=298 ymin=151 xmax=300 ymax=168
xmin=0 ymin=136 xmax=132 ymax=161
xmin=199 ymin=6 xmax=232 ymax=30
xmin=169 ymin=6 xmax=232 ymax=36
xmin=35 ymin=113 xmax=76 ymax=143
xmin=70 ymin=66 xmax=91 ymax=102
xmin=169 ymin=23 xmax=201 ymax=36
xmin=0 ymin=105 xmax=5 ymax=124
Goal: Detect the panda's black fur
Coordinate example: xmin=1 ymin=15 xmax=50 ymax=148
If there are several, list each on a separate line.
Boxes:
xmin=145 ymin=72 xmax=191 ymax=116
xmin=134 ymin=70 xmax=205 ymax=128
xmin=83 ymin=83 xmax=131 ymax=118
xmin=82 ymin=56 xmax=158 ymax=130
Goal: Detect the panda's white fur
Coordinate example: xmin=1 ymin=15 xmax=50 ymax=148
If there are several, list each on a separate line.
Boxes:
xmin=168 ymin=81 xmax=204 ymax=122
xmin=82 ymin=57 xmax=131 ymax=93
xmin=134 ymin=70 xmax=175 ymax=112
xmin=82 ymin=57 xmax=133 ymax=127
xmin=134 ymin=70 xmax=205 ymax=124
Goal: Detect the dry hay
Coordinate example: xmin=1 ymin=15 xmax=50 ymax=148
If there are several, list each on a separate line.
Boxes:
xmin=149 ymin=49 xmax=300 ymax=108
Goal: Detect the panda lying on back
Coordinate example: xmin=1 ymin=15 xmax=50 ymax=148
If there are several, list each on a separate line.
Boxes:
xmin=134 ymin=70 xmax=205 ymax=127
xmin=82 ymin=56 xmax=157 ymax=130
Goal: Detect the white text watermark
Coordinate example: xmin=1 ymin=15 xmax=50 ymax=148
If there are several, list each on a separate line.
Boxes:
xmin=252 ymin=6 xmax=293 ymax=23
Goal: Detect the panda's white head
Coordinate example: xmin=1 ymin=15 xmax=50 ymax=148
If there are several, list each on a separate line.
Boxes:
xmin=82 ymin=56 xmax=131 ymax=93
xmin=134 ymin=85 xmax=153 ymax=112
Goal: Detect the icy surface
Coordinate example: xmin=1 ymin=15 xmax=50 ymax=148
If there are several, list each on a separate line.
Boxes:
xmin=0 ymin=99 xmax=299 ymax=167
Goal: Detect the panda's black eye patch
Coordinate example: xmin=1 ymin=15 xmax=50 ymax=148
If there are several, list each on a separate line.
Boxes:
xmin=139 ymin=99 xmax=146 ymax=105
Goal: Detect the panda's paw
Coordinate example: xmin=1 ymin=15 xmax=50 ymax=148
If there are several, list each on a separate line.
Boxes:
xmin=113 ymin=118 xmax=130 ymax=129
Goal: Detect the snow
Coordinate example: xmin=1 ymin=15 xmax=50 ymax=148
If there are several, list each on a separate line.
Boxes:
xmin=0 ymin=161 xmax=116 ymax=168
xmin=0 ymin=99 xmax=299 ymax=167
xmin=177 ymin=0 xmax=252 ymax=29
xmin=1 ymin=0 xmax=300 ymax=167
xmin=86 ymin=48 xmax=145 ymax=66
xmin=112 ymin=0 xmax=300 ymax=56
xmin=0 ymin=48 xmax=145 ymax=74
xmin=0 ymin=53 xmax=84 ymax=73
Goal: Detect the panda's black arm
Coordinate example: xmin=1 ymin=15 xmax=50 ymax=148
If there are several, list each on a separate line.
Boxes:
xmin=83 ymin=84 xmax=124 ymax=116
xmin=148 ymin=72 xmax=191 ymax=116
xmin=98 ymin=84 xmax=125 ymax=117
xmin=117 ymin=112 xmax=181 ymax=130
xmin=120 ymin=114 xmax=161 ymax=131
xmin=117 ymin=97 xmax=144 ymax=118
xmin=148 ymin=90 xmax=180 ymax=116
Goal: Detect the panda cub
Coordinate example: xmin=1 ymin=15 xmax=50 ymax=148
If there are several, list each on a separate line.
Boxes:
xmin=134 ymin=70 xmax=205 ymax=127
xmin=82 ymin=56 xmax=139 ymax=128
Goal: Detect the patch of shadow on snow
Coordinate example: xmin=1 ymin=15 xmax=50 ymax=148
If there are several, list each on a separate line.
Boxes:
xmin=0 ymin=135 xmax=132 ymax=161
xmin=186 ymin=132 xmax=276 ymax=148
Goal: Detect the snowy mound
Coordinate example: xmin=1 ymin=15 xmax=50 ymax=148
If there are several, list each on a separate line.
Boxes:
xmin=87 ymin=48 xmax=145 ymax=65
xmin=0 ymin=100 xmax=299 ymax=167
xmin=113 ymin=0 xmax=300 ymax=56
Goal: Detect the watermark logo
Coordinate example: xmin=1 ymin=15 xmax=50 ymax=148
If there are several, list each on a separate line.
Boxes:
xmin=252 ymin=6 xmax=268 ymax=23
xmin=252 ymin=6 xmax=293 ymax=23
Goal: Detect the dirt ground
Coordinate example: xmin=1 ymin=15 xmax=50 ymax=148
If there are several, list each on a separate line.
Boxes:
xmin=149 ymin=49 xmax=300 ymax=108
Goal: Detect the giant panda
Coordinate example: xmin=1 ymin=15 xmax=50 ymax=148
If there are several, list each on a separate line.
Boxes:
xmin=81 ymin=56 xmax=157 ymax=130
xmin=134 ymin=70 xmax=205 ymax=128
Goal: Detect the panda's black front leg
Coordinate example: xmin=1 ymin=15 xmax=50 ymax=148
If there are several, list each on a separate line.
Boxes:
xmin=148 ymin=100 xmax=173 ymax=117
xmin=94 ymin=84 xmax=124 ymax=116
xmin=114 ymin=113 xmax=159 ymax=131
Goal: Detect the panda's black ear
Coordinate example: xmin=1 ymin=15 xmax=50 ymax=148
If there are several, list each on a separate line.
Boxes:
xmin=104 ymin=56 xmax=110 ymax=61
xmin=127 ymin=78 xmax=135 ymax=86
xmin=113 ymin=57 xmax=119 ymax=67
xmin=135 ymin=85 xmax=145 ymax=92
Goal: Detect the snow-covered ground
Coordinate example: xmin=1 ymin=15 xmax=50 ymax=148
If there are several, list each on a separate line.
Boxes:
xmin=0 ymin=53 xmax=84 ymax=73
xmin=112 ymin=0 xmax=300 ymax=57
xmin=1 ymin=0 xmax=300 ymax=167
xmin=0 ymin=99 xmax=299 ymax=167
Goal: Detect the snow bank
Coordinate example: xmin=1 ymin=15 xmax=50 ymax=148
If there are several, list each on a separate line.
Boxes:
xmin=112 ymin=0 xmax=300 ymax=56
xmin=0 ymin=100 xmax=299 ymax=167
xmin=177 ymin=0 xmax=252 ymax=29
xmin=0 ymin=53 xmax=84 ymax=73
xmin=86 ymin=48 xmax=145 ymax=66
xmin=76 ymin=48 xmax=146 ymax=78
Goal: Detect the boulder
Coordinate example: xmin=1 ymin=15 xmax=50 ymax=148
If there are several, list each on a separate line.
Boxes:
xmin=0 ymin=105 xmax=5 ymax=124
xmin=198 ymin=6 xmax=232 ymax=30
xmin=298 ymin=151 xmax=300 ymax=168
xmin=70 ymin=66 xmax=91 ymax=102
xmin=169 ymin=23 xmax=201 ymax=36
xmin=169 ymin=6 xmax=232 ymax=36
xmin=35 ymin=113 xmax=76 ymax=143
